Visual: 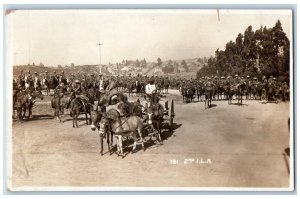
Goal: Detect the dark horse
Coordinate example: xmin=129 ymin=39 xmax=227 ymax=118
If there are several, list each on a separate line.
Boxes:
xmin=15 ymin=89 xmax=44 ymax=122
xmin=70 ymin=88 xmax=101 ymax=128
xmin=90 ymin=105 xmax=114 ymax=156
xmin=226 ymin=84 xmax=235 ymax=105
xmin=204 ymin=84 xmax=213 ymax=109
xmin=146 ymin=102 xmax=165 ymax=144
xmin=235 ymin=82 xmax=247 ymax=105
xmin=182 ymin=86 xmax=196 ymax=103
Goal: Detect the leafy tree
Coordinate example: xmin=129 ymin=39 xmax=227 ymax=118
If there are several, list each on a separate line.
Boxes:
xmin=197 ymin=20 xmax=290 ymax=80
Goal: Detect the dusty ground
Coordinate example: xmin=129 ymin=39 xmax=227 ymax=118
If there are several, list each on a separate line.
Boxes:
xmin=10 ymin=89 xmax=291 ymax=190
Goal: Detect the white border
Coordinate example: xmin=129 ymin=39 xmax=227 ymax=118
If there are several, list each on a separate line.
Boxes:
xmin=1 ymin=2 xmax=297 ymax=196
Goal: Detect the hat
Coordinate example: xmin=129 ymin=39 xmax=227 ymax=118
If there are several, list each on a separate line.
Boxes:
xmin=214 ymin=76 xmax=219 ymax=79
xmin=235 ymin=74 xmax=238 ymax=77
xmin=253 ymin=77 xmax=257 ymax=80
xmin=75 ymin=80 xmax=80 ymax=83
xmin=221 ymin=76 xmax=225 ymax=79
xmin=273 ymin=77 xmax=276 ymax=80
xmin=34 ymin=72 xmax=38 ymax=74
xmin=247 ymin=75 xmax=250 ymax=78
xmin=45 ymin=71 xmax=48 ymax=73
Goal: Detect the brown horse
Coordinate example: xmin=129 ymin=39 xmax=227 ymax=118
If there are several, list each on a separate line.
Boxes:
xmin=146 ymin=102 xmax=165 ymax=144
xmin=51 ymin=94 xmax=70 ymax=123
xmin=99 ymin=109 xmax=145 ymax=158
xmin=90 ymin=106 xmax=115 ymax=156
xmin=15 ymin=89 xmax=44 ymax=122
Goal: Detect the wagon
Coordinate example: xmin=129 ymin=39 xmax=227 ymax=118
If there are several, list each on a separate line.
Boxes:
xmin=142 ymin=99 xmax=175 ymax=144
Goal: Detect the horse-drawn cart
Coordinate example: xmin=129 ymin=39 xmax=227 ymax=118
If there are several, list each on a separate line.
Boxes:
xmin=142 ymin=99 xmax=175 ymax=144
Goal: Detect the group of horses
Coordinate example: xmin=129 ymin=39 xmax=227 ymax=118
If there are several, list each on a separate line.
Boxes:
xmin=49 ymin=87 xmax=168 ymax=158
xmin=181 ymin=80 xmax=282 ymax=108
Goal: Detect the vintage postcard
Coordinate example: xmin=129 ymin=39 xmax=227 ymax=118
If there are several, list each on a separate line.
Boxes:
xmin=5 ymin=9 xmax=293 ymax=191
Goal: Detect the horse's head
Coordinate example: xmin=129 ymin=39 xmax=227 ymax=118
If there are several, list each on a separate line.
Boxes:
xmin=147 ymin=104 xmax=164 ymax=124
xmin=98 ymin=114 xmax=110 ymax=137
xmin=90 ymin=109 xmax=102 ymax=131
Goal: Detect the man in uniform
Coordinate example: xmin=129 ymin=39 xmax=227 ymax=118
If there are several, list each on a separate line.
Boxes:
xmin=33 ymin=72 xmax=42 ymax=91
xmin=69 ymin=80 xmax=89 ymax=111
xmin=18 ymin=70 xmax=25 ymax=89
xmin=25 ymin=70 xmax=33 ymax=90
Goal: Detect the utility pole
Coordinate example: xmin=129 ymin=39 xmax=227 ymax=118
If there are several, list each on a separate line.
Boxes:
xmin=97 ymin=42 xmax=103 ymax=74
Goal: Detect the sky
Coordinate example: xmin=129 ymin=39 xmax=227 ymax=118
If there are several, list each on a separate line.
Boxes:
xmin=6 ymin=9 xmax=292 ymax=66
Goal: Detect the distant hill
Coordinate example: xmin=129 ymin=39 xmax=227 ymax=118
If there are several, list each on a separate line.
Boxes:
xmin=13 ymin=57 xmax=207 ymax=78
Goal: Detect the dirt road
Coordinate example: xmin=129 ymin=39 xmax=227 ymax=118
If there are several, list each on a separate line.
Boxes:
xmin=10 ymin=90 xmax=291 ymax=190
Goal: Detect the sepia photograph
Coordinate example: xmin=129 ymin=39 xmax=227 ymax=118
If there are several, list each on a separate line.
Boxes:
xmin=5 ymin=9 xmax=293 ymax=191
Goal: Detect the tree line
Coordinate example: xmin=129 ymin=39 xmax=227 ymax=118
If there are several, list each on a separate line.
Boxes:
xmin=197 ymin=20 xmax=290 ymax=82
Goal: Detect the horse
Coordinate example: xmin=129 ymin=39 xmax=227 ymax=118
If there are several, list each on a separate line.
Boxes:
xmin=195 ymin=82 xmax=205 ymax=102
xmin=251 ymin=82 xmax=262 ymax=100
xmin=204 ymin=87 xmax=213 ymax=109
xmin=235 ymin=83 xmax=246 ymax=105
xmin=51 ymin=93 xmax=70 ymax=123
xmin=182 ymin=86 xmax=195 ymax=103
xmin=90 ymin=105 xmax=115 ymax=156
xmin=267 ymin=83 xmax=279 ymax=103
xmin=70 ymin=97 xmax=91 ymax=128
xmin=99 ymin=109 xmax=145 ymax=158
xmin=226 ymin=84 xmax=235 ymax=105
xmin=15 ymin=89 xmax=44 ymax=122
xmin=146 ymin=102 xmax=165 ymax=144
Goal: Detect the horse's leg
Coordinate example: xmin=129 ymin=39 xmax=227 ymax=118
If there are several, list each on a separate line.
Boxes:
xmin=119 ymin=135 xmax=124 ymax=158
xmin=99 ymin=133 xmax=104 ymax=155
xmin=107 ymin=132 xmax=111 ymax=155
xmin=131 ymin=134 xmax=138 ymax=154
xmin=85 ymin=112 xmax=88 ymax=125
xmin=17 ymin=107 xmax=22 ymax=122
xmin=29 ymin=105 xmax=33 ymax=118
xmin=72 ymin=115 xmax=75 ymax=128
xmin=76 ymin=112 xmax=79 ymax=128
xmin=61 ymin=107 xmax=65 ymax=123
xmin=137 ymin=127 xmax=145 ymax=151
xmin=57 ymin=108 xmax=60 ymax=122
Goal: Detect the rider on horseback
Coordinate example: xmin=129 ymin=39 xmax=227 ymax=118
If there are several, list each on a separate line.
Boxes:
xmin=55 ymin=82 xmax=67 ymax=98
xmin=71 ymin=80 xmax=90 ymax=111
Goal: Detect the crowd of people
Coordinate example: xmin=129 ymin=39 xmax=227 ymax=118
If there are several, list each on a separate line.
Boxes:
xmin=13 ymin=70 xmax=290 ymax=121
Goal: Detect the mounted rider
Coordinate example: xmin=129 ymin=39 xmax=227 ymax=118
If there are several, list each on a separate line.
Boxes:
xmin=33 ymin=72 xmax=42 ymax=91
xmin=55 ymin=82 xmax=67 ymax=98
xmin=71 ymin=79 xmax=90 ymax=111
